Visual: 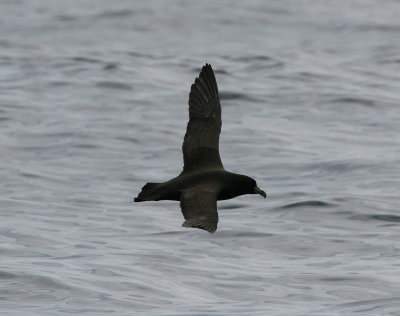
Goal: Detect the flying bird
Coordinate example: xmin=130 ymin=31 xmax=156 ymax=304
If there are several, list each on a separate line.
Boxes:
xmin=134 ymin=64 xmax=266 ymax=233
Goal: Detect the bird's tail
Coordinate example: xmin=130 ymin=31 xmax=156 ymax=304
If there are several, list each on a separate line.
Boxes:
xmin=134 ymin=182 xmax=161 ymax=202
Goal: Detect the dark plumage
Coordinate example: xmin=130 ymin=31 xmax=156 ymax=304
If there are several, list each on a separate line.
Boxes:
xmin=134 ymin=64 xmax=266 ymax=233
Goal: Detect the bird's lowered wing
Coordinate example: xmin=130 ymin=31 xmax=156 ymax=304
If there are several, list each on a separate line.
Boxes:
xmin=181 ymin=64 xmax=224 ymax=175
xmin=180 ymin=188 xmax=218 ymax=233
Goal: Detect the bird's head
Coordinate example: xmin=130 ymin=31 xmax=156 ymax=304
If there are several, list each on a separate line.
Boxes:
xmin=240 ymin=175 xmax=267 ymax=198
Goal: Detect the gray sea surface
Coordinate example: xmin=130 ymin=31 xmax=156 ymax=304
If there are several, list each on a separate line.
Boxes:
xmin=1 ymin=1 xmax=400 ymax=315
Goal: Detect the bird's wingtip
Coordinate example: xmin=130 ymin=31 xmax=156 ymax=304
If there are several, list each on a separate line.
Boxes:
xmin=182 ymin=220 xmax=217 ymax=234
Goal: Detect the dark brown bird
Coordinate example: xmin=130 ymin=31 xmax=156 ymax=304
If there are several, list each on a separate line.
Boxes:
xmin=134 ymin=64 xmax=266 ymax=233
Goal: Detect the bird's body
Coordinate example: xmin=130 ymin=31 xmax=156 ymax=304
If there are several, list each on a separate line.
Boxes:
xmin=134 ymin=64 xmax=266 ymax=233
xmin=135 ymin=170 xmax=258 ymax=202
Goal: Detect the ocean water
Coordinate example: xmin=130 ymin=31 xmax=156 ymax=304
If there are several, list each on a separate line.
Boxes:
xmin=1 ymin=0 xmax=400 ymax=315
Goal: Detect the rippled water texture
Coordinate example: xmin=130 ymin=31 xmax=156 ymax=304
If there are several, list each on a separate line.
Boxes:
xmin=1 ymin=1 xmax=400 ymax=315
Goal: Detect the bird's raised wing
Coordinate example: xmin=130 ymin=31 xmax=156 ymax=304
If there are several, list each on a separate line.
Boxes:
xmin=180 ymin=188 xmax=218 ymax=233
xmin=181 ymin=64 xmax=224 ymax=175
